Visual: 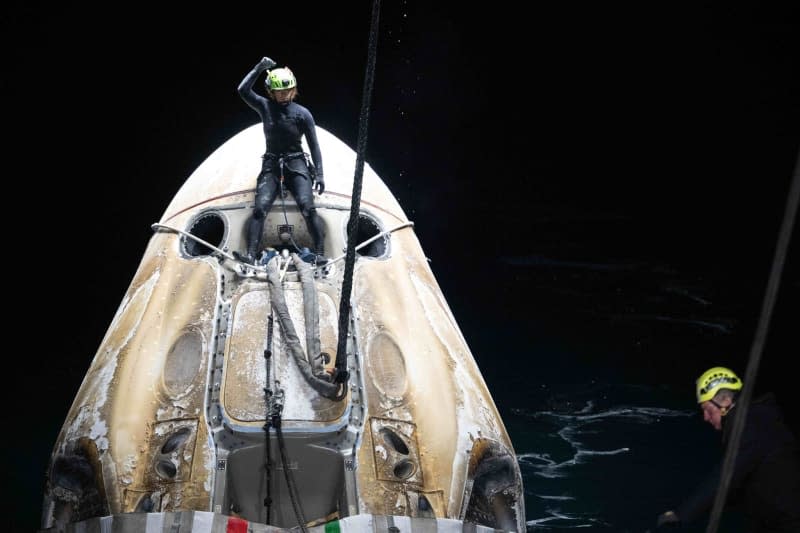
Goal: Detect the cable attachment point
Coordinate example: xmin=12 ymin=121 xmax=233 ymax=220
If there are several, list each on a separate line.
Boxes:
xmin=268 ymin=389 xmax=285 ymax=422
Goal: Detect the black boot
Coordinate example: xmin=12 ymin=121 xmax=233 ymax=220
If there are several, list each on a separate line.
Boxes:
xmin=239 ymin=215 xmax=265 ymax=266
xmin=306 ymin=211 xmax=327 ymax=265
xmin=313 ymin=243 xmax=328 ymax=266
xmin=233 ymin=251 xmax=255 ymax=265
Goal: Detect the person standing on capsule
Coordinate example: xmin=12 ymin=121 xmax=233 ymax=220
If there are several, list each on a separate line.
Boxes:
xmin=236 ymin=56 xmax=326 ymax=265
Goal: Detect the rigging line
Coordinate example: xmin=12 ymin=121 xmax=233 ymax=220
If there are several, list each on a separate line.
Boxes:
xmin=153 ymin=219 xmax=410 ymax=275
xmin=262 ymin=312 xmax=275 ymax=524
xmin=152 ymin=222 xmax=271 ymax=276
xmin=705 ymin=149 xmax=800 ymax=533
xmin=280 ymin=252 xmax=292 ymax=281
xmin=153 ymin=222 xmax=274 ymax=276
xmin=151 ymin=223 xmax=239 ymax=263
xmin=326 ymin=221 xmax=414 ymax=266
xmin=334 ymin=0 xmax=381 ymax=388
xmin=278 ymin=171 xmax=305 ymax=253
xmin=275 ymin=420 xmax=309 ymax=533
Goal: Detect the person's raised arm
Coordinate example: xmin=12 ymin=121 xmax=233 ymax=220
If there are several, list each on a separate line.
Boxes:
xmin=238 ymin=56 xmax=276 ymax=109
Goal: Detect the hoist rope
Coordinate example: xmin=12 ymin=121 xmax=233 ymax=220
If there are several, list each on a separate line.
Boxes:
xmin=333 ymin=0 xmax=382 ymax=392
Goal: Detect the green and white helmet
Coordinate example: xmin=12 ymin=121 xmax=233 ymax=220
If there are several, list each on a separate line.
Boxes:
xmin=266 ymin=68 xmax=297 ymax=90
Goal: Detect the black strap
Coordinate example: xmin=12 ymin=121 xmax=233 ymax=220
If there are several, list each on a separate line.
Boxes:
xmin=333 ymin=0 xmax=381 ymax=395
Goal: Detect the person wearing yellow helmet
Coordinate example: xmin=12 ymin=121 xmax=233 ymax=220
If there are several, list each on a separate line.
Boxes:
xmin=695 ymin=366 xmax=743 ymax=430
xmin=653 ymin=366 xmax=800 ymax=531
xmin=236 ymin=56 xmax=326 ymax=265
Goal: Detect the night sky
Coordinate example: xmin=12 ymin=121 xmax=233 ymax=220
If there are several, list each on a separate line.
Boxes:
xmin=6 ymin=4 xmax=799 ymax=532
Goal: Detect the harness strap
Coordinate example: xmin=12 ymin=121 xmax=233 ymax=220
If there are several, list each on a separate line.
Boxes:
xmin=263 ymin=152 xmax=313 ymax=180
xmin=263 ymin=151 xmax=307 ymax=161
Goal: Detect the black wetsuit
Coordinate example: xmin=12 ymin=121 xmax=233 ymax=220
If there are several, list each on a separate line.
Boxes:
xmin=238 ymin=63 xmax=325 ymax=257
xmin=676 ymin=393 xmax=800 ymax=532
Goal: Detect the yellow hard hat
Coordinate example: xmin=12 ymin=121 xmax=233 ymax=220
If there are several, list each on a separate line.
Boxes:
xmin=696 ymin=366 xmax=742 ymax=403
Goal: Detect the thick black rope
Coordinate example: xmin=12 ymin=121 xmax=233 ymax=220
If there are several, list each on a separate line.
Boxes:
xmin=333 ymin=0 xmax=381 ymax=391
xmin=706 ymin=150 xmax=800 ymax=533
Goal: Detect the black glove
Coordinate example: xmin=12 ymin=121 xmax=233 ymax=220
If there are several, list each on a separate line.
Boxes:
xmin=655 ymin=510 xmax=680 ymax=528
xmin=258 ymin=56 xmax=276 ymax=70
xmin=314 ymin=174 xmax=325 ymax=194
